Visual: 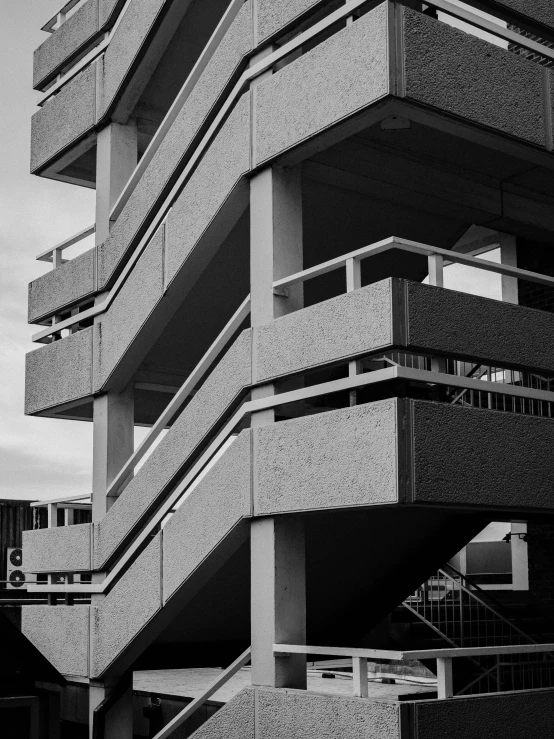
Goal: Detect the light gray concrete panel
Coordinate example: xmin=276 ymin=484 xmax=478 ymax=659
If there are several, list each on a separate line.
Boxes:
xmin=406 ymin=281 xmax=554 ymax=373
xmin=256 ymin=688 xmax=400 ymax=739
xmin=22 ymin=606 xmax=89 ymax=677
xmin=30 ymin=62 xmax=97 ymax=173
xmin=33 ymin=0 xmax=99 ymax=88
xmin=255 ymin=399 xmax=398 ymax=515
xmin=255 ymin=279 xmax=394 ymax=382
xmin=92 ymin=533 xmax=161 ymax=677
xmin=94 ymin=330 xmax=251 ymax=568
xmin=190 ymin=687 xmax=255 ymax=739
xmin=403 ymin=8 xmax=545 ymax=147
xmin=25 ymin=327 xmax=93 ymax=415
xmin=254 ymin=4 xmax=389 ymax=165
xmin=99 ymin=0 xmax=122 ymax=26
xmin=494 ymin=1 xmax=554 ymax=30
xmin=411 ymin=400 xmax=554 ymax=510
xmin=97 ymin=1 xmax=252 ymax=287
xmin=165 ymin=92 xmax=251 ymax=285
xmin=163 ymin=430 xmax=252 ymax=602
xmin=23 ymin=524 xmax=91 ymax=574
xmin=28 ymin=249 xmax=96 ymax=323
xmin=255 ymin=0 xmax=319 ymax=43
xmin=99 ymin=0 xmax=166 ymax=114
xmin=414 ymin=689 xmax=554 ymax=739
xmin=93 ymin=228 xmax=163 ymax=390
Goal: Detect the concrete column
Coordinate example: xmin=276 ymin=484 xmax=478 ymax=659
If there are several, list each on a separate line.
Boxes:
xmin=92 ymin=383 xmax=134 ymax=522
xmin=250 ymin=165 xmax=306 ymax=688
xmin=95 ymin=121 xmax=138 ymax=245
xmin=251 ymin=516 xmax=307 ymax=688
xmin=89 ymin=683 xmax=133 ymax=739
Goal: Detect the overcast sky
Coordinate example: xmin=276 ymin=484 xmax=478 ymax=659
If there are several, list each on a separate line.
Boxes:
xmin=0 ymin=1 xmax=505 ymax=504
xmin=1 ymin=2 xmax=95 ymax=501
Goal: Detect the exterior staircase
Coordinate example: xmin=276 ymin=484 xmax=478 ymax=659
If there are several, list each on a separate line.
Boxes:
xmin=392 ymin=565 xmax=554 ymax=695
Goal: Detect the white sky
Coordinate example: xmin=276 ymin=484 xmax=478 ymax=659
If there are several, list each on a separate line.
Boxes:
xmin=0 ymin=1 xmax=508 ymax=503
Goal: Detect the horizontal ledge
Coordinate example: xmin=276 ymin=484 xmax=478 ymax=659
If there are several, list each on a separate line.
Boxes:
xmin=31 ymin=494 xmax=91 ymax=507
xmin=36 ymin=225 xmax=95 ymax=262
xmin=274 ymin=643 xmax=554 ymax=660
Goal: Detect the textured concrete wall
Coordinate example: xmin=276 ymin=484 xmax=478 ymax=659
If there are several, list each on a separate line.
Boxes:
xmin=34 ymin=0 xmax=99 ymax=88
xmin=91 ymin=533 xmax=161 ymax=677
xmin=495 ymin=1 xmax=554 ymax=30
xmin=99 ymin=0 xmax=166 ymax=115
xmin=256 ymin=688 xmax=400 ymax=739
xmin=30 ymin=61 xmax=97 ymax=173
xmin=23 ymin=524 xmax=91 ymax=574
xmin=189 ymin=687 xmax=255 ymax=739
xmin=165 ymin=92 xmax=251 ymax=285
xmin=255 ymin=399 xmax=399 ymax=515
xmin=411 ymin=400 xmax=554 ymax=510
xmin=28 ymin=249 xmax=95 ymax=323
xmin=406 ymin=281 xmax=554 ymax=373
xmin=93 ymin=228 xmax=164 ymax=390
xmin=253 ymin=4 xmax=389 ymax=165
xmin=22 ymin=606 xmax=90 ymax=677
xmin=163 ymin=430 xmax=252 ymax=601
xmin=255 ymin=279 xmax=394 ymax=382
xmin=99 ymin=0 xmax=123 ymax=26
xmin=25 ymin=327 xmax=93 ymax=415
xmin=255 ymin=0 xmax=320 ymax=43
xmin=94 ymin=330 xmax=251 ymax=568
xmin=414 ymin=689 xmax=554 ymax=739
xmin=97 ymin=0 xmax=252 ymax=287
xmin=403 ymin=8 xmax=545 ymax=147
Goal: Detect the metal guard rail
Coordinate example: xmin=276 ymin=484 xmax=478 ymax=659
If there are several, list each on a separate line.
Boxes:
xmin=274 ymin=643 xmax=554 ymax=700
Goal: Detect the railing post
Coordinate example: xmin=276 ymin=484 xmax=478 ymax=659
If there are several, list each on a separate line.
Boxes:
xmin=346 ymin=258 xmax=362 ymax=405
xmin=52 ymin=247 xmax=64 ymax=269
xmin=436 ymin=657 xmax=454 ymax=699
xmin=428 ymin=253 xmax=444 ymax=287
xmin=47 ymin=503 xmax=58 ymax=529
xmin=353 ymin=657 xmax=368 ymax=698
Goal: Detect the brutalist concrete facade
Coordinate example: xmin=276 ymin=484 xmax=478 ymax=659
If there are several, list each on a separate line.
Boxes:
xmin=22 ymin=1 xmax=554 ymax=737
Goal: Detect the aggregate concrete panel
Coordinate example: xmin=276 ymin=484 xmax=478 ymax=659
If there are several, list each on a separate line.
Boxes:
xmin=255 ymin=0 xmax=320 ymax=43
xmin=99 ymin=0 xmax=123 ymax=26
xmin=254 ymin=279 xmax=394 ymax=382
xmin=91 ymin=533 xmax=161 ymax=677
xmin=256 ymin=687 xmax=400 ymax=739
xmin=253 ymin=3 xmax=389 ymax=165
xmin=414 ymin=689 xmax=554 ymax=739
xmin=165 ymin=92 xmax=251 ymax=285
xmin=23 ymin=524 xmax=91 ymax=574
xmin=403 ymin=8 xmax=545 ymax=147
xmin=255 ymin=399 xmax=399 ymax=515
xmin=28 ymin=248 xmax=96 ymax=323
xmin=25 ymin=326 xmax=93 ymax=415
xmin=93 ymin=330 xmax=252 ymax=568
xmin=99 ymin=0 xmax=166 ymax=115
xmin=34 ymin=0 xmax=99 ymax=88
xmin=190 ymin=687 xmax=255 ymax=739
xmin=163 ymin=430 xmax=252 ymax=602
xmin=411 ymin=400 xmax=554 ymax=510
xmin=22 ymin=606 xmax=90 ymax=677
xmin=494 ymin=1 xmax=554 ymax=30
xmin=405 ymin=281 xmax=554 ymax=373
xmin=30 ymin=62 xmax=97 ymax=173
xmin=93 ymin=228 xmax=163 ymax=390
xmin=97 ymin=1 xmax=252 ymax=287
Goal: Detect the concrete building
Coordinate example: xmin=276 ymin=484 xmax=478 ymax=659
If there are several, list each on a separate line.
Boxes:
xmin=20 ymin=0 xmax=554 ymax=736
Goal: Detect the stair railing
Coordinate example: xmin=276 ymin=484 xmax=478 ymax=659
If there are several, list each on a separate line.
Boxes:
xmin=150 ymin=648 xmax=251 ymax=739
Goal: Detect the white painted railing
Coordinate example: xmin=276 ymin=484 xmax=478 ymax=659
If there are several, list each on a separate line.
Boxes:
xmin=36 ymin=225 xmax=95 ymax=268
xmin=274 ymin=643 xmax=554 ymax=699
xmin=31 ymin=494 xmax=91 ymax=528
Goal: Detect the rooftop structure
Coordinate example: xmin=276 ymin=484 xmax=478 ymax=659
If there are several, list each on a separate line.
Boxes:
xmin=20 ymin=1 xmax=554 ymax=737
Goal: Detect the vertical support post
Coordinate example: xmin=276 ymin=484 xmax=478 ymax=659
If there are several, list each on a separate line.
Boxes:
xmin=64 ymin=507 xmax=75 ymax=527
xmin=500 ymin=235 xmax=518 ymax=305
xmin=251 ymin=517 xmax=307 ymax=689
xmin=47 ymin=503 xmax=58 ymax=529
xmin=53 ymin=247 xmax=64 ymax=269
xmin=428 ymin=253 xmax=444 ymax=288
xmin=89 ymin=683 xmax=134 ymax=739
xmin=250 ymin=164 xmax=305 ymax=690
xmin=436 ymin=657 xmax=454 ymax=699
xmin=353 ymin=657 xmax=369 ymax=697
xmin=47 ymin=690 xmax=61 ymax=739
xmin=92 ymin=383 xmax=134 ymax=522
xmin=511 ymin=522 xmax=529 ymax=591
xmin=346 ymin=258 xmax=362 ymax=404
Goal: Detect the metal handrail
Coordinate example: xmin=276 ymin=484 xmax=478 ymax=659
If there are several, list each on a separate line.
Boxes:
xmin=150 ymin=648 xmax=251 ymax=739
xmin=36 ymin=225 xmax=95 ymax=266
